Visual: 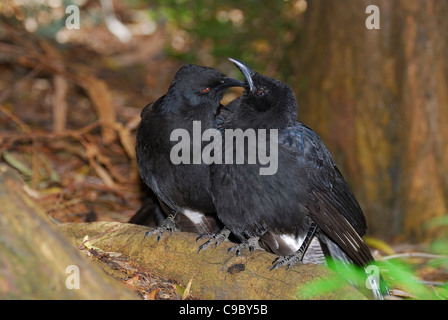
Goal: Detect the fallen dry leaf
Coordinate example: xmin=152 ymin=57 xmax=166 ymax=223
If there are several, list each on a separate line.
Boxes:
xmin=147 ymin=288 xmax=160 ymax=300
xmin=182 ymin=277 xmax=193 ymax=300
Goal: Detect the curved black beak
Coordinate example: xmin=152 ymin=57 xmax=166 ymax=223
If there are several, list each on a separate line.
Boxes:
xmin=228 ymin=58 xmax=255 ymax=93
xmin=216 ymin=76 xmax=245 ymax=92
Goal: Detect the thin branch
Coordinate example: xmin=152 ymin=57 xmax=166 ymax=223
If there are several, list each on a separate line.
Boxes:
xmin=381 ymin=252 xmax=447 ymax=260
xmin=0 ymin=104 xmax=32 ymax=134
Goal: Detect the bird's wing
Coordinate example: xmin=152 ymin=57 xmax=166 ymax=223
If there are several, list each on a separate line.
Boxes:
xmin=279 ymin=122 xmax=372 ymax=266
xmin=279 ymin=123 xmax=367 ymax=234
xmin=311 ymin=191 xmax=374 ymax=266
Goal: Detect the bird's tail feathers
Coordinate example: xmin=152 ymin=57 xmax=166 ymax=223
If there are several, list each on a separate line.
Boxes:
xmin=321 ymin=235 xmax=389 ymax=300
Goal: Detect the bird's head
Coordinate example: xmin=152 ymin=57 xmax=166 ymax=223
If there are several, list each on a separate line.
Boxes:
xmin=229 ymin=58 xmax=298 ymax=120
xmin=169 ymin=64 xmax=244 ymax=111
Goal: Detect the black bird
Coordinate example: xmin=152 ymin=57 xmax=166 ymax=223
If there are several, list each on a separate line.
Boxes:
xmin=136 ymin=64 xmax=244 ymax=240
xmin=207 ymin=59 xmax=388 ymax=299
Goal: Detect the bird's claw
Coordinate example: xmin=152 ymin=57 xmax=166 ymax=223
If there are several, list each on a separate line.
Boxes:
xmin=227 ymin=236 xmax=262 ymax=256
xmin=270 ymin=251 xmax=304 ymax=271
xmin=144 ymin=214 xmax=178 ymax=242
xmin=196 ymin=228 xmax=231 ymax=253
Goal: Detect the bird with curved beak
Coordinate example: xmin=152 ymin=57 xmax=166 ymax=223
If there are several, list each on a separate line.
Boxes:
xmin=205 ymin=58 xmax=389 ymax=300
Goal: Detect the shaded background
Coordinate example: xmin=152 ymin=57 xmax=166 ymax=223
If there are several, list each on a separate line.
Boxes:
xmin=1 ymin=0 xmax=447 ymax=248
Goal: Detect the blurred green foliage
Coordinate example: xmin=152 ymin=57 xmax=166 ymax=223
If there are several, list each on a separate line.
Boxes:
xmin=301 ymin=217 xmax=448 ymax=300
xmin=1 ymin=0 xmax=306 ymax=80
xmin=136 ymin=0 xmax=307 ymax=79
xmin=301 ymin=259 xmax=448 ymax=300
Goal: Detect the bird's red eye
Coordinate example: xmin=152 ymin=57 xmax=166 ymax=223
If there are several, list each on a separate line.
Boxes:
xmin=203 ymin=87 xmax=210 ymax=93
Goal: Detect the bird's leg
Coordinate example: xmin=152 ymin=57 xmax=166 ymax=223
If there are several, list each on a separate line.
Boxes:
xmin=144 ymin=212 xmax=179 ymax=242
xmin=196 ymin=227 xmax=231 ymax=253
xmin=227 ymin=236 xmax=263 ymax=256
xmin=270 ymin=222 xmax=318 ymax=270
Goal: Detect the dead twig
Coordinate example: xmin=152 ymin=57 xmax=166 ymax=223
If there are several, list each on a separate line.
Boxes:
xmin=381 ymin=252 xmax=447 ymax=261
xmin=0 ymin=104 xmax=32 ymax=134
xmin=77 ymin=223 xmax=120 ymax=249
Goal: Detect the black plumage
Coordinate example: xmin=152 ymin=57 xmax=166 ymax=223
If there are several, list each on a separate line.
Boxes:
xmin=209 ymin=59 xmax=388 ymax=299
xmin=129 ymin=185 xmax=221 ymax=234
xmin=136 ymin=64 xmax=243 ymax=240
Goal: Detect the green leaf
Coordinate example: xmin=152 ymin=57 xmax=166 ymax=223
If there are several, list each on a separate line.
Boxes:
xmin=2 ymin=151 xmax=32 ymax=176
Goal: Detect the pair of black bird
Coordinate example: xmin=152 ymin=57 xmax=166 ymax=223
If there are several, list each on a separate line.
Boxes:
xmin=135 ymin=59 xmax=388 ymax=299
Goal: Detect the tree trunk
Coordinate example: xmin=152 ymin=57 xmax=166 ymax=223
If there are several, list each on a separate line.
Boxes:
xmin=295 ymin=0 xmax=448 ymax=241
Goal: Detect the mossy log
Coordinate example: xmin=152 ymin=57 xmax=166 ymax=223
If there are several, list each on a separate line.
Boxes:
xmin=60 ymin=221 xmax=366 ymax=300
xmin=0 ymin=164 xmax=137 ymax=299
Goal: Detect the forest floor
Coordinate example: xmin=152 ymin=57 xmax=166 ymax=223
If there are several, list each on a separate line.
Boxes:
xmin=0 ymin=12 xmax=188 ymax=299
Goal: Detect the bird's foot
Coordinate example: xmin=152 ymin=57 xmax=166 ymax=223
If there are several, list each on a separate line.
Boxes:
xmin=196 ymin=227 xmax=231 ymax=253
xmin=227 ymin=236 xmax=262 ymax=257
xmin=271 ymin=223 xmax=317 ymax=270
xmin=144 ymin=214 xmax=178 ymax=242
xmin=270 ymin=250 xmax=304 ymax=270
